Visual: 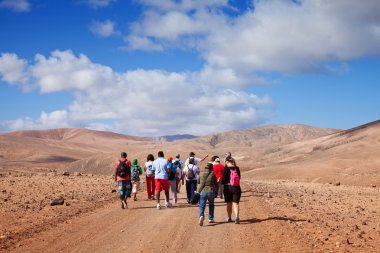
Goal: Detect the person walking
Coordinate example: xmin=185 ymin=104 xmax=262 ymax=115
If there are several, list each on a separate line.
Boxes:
xmin=174 ymin=153 xmax=183 ymax=193
xmin=167 ymin=157 xmax=179 ymax=203
xmin=184 ymin=152 xmax=209 ymax=166
xmin=130 ymin=159 xmax=143 ymax=201
xmin=183 ymin=157 xmax=199 ymax=203
xmin=221 ymin=156 xmax=242 ymax=224
xmin=114 ymin=152 xmax=132 ymax=209
xmin=152 ymin=151 xmax=172 ymax=209
xmin=197 ymin=162 xmax=217 ymax=226
xmin=212 ymin=157 xmax=225 ymax=199
xmin=144 ymin=154 xmax=155 ymax=200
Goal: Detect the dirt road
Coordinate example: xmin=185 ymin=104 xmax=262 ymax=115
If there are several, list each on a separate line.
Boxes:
xmin=10 ymin=182 xmax=314 ymax=253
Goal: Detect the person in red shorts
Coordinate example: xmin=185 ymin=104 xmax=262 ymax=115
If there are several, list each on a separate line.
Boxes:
xmin=152 ymin=151 xmax=172 ymax=209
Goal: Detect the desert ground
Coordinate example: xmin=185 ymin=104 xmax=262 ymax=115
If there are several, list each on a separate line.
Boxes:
xmin=1 ymin=121 xmax=380 ymax=252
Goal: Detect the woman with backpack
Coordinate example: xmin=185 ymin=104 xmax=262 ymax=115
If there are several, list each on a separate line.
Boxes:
xmin=221 ymin=157 xmax=241 ymax=224
xmin=183 ymin=157 xmax=199 ymax=203
xmin=197 ymin=162 xmax=217 ymax=226
xmin=144 ymin=154 xmax=155 ymax=200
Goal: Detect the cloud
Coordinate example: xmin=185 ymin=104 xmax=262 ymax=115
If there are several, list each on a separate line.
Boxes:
xmin=0 ymin=53 xmax=29 ymax=87
xmin=0 ymin=51 xmax=272 ymax=136
xmin=90 ymin=20 xmax=117 ymax=37
xmin=0 ymin=110 xmax=69 ymax=131
xmin=126 ymin=0 xmax=380 ymax=74
xmin=0 ymin=0 xmax=30 ymax=12
xmin=86 ymin=0 xmax=114 ymax=8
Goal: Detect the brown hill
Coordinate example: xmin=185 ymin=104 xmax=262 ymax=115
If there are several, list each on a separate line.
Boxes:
xmin=62 ymin=124 xmax=339 ymax=175
xmin=247 ymin=120 xmax=380 ymax=186
xmin=0 ymin=128 xmax=154 ymax=173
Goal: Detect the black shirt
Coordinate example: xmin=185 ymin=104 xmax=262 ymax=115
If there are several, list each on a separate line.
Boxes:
xmin=221 ymin=166 xmax=241 ymax=185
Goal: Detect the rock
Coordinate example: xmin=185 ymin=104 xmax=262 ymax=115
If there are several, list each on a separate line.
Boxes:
xmin=370 ymin=184 xmax=376 ymax=188
xmin=111 ymin=189 xmax=117 ymax=193
xmin=73 ymin=172 xmax=82 ymax=176
xmin=292 ymin=203 xmax=297 ymax=207
xmin=62 ymin=172 xmax=70 ymax=176
xmin=50 ymin=197 xmax=64 ymax=206
xmin=334 ymin=182 xmax=341 ymax=186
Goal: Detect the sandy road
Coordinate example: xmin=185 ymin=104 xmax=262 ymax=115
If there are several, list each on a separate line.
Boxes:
xmin=11 ymin=183 xmax=313 ymax=253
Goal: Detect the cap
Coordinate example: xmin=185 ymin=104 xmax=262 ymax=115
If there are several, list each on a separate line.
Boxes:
xmin=189 ymin=157 xmax=195 ymax=164
xmin=175 ymin=153 xmax=180 ymax=158
xmin=214 ymin=158 xmax=220 ymax=163
xmin=167 ymin=157 xmax=173 ymax=162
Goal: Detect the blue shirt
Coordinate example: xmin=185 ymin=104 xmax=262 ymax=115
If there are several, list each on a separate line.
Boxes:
xmin=153 ymin=157 xmax=169 ymax=179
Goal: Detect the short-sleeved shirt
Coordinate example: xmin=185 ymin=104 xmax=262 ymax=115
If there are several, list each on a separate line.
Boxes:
xmin=115 ymin=159 xmax=132 ymax=181
xmin=184 ymin=157 xmax=202 ymax=166
xmin=212 ymin=163 xmax=224 ymax=181
xmin=183 ymin=164 xmax=199 ymax=181
xmin=153 ymin=157 xmax=169 ymax=180
xmin=145 ymin=161 xmax=154 ymax=177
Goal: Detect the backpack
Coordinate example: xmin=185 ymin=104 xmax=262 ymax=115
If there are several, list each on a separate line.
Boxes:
xmin=230 ymin=168 xmax=240 ymax=186
xmin=186 ymin=165 xmax=195 ymax=180
xmin=146 ymin=164 xmax=154 ymax=177
xmin=131 ymin=166 xmax=140 ymax=181
xmin=117 ymin=160 xmax=129 ymax=178
xmin=168 ymin=163 xmax=177 ymax=181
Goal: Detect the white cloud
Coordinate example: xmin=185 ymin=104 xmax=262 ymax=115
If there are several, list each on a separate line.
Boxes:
xmin=0 ymin=110 xmax=69 ymax=131
xmin=0 ymin=53 xmax=29 ymax=87
xmin=90 ymin=20 xmax=117 ymax=37
xmin=0 ymin=0 xmax=30 ymax=12
xmin=30 ymin=50 xmax=115 ymax=93
xmin=87 ymin=0 xmax=114 ymax=8
xmin=126 ymin=0 xmax=380 ymax=74
xmin=0 ymin=51 xmax=272 ymax=136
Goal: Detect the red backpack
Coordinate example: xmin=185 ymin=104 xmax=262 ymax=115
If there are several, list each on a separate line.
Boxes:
xmin=230 ymin=168 xmax=240 ymax=186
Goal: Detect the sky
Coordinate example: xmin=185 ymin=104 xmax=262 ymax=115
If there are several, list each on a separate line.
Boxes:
xmin=0 ymin=0 xmax=379 ymax=137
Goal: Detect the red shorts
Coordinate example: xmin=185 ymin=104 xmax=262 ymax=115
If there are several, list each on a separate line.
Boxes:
xmin=155 ymin=179 xmax=170 ymax=192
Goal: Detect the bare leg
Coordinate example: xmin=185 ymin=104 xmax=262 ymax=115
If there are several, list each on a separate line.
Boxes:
xmin=227 ymin=202 xmax=232 ymax=219
xmin=156 ymin=191 xmax=160 ymax=205
xmin=164 ymin=190 xmax=170 ymax=203
xmin=233 ymin=202 xmax=240 ymax=218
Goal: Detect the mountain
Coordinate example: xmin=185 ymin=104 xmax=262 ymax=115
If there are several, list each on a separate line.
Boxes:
xmin=247 ymin=120 xmax=380 ymax=186
xmin=194 ymin=124 xmax=339 ymax=149
xmin=158 ymin=134 xmax=198 ymax=142
xmin=0 ymin=128 xmax=154 ymax=172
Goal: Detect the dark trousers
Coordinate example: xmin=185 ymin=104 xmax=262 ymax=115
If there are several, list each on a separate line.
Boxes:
xmin=186 ymin=180 xmax=197 ymax=202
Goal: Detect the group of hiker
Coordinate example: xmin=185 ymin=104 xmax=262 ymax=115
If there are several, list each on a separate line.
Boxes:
xmin=114 ymin=151 xmax=242 ymax=225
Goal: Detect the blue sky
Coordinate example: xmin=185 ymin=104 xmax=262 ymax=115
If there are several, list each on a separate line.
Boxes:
xmin=0 ymin=0 xmax=379 ymax=136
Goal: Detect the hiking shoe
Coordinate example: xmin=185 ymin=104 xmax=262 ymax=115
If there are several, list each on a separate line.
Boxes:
xmin=123 ymin=200 xmax=128 ymax=209
xmin=156 ymin=203 xmax=162 ymax=210
xmin=226 ymin=218 xmax=232 ymax=223
xmin=235 ymin=217 xmax=240 ymax=224
xmin=199 ymin=216 xmax=204 ymax=226
xmin=121 ymin=202 xmax=125 ymax=209
xmin=208 ymin=219 xmax=214 ymax=223
xmin=165 ymin=202 xmax=172 ymax=208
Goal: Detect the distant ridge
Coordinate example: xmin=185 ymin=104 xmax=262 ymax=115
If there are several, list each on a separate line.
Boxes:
xmin=4 ymin=128 xmax=153 ymax=142
xmin=158 ymin=134 xmax=198 ymax=142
